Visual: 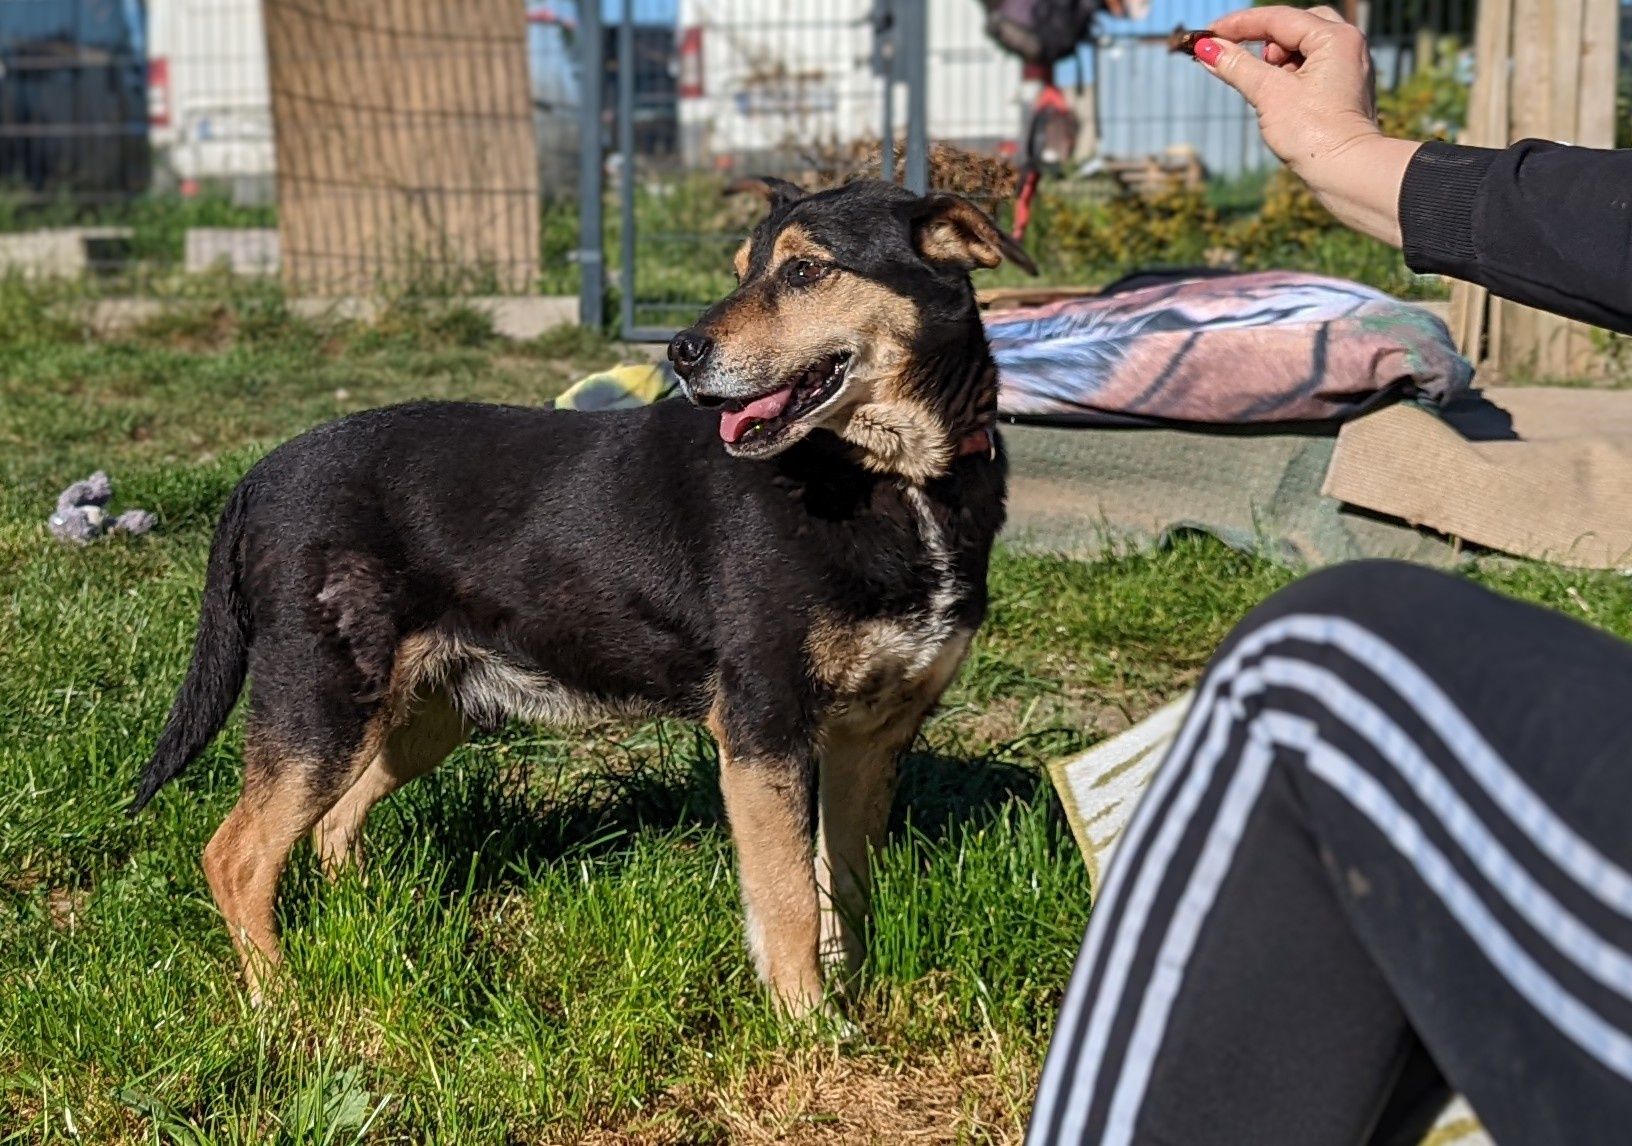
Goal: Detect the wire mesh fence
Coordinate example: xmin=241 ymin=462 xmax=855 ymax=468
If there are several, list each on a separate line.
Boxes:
xmin=611 ymin=0 xmax=1253 ymax=336
xmin=610 ymin=0 xmax=896 ymax=336
xmin=0 ymin=0 xmax=1625 ymax=317
xmin=0 ymin=0 xmax=151 ymax=206
xmin=605 ymin=0 xmax=1533 ymax=337
xmin=265 ymin=0 xmax=538 ymax=294
xmin=0 ymin=0 xmax=572 ymax=293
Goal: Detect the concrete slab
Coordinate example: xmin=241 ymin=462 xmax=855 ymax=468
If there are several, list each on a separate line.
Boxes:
xmin=285 ymin=295 xmax=580 ymax=340
xmin=184 ymin=228 xmax=281 ymax=276
xmin=87 ymin=299 xmax=164 ymax=335
xmin=0 ymin=228 xmax=133 ymax=277
xmin=469 ymin=295 xmax=578 ymax=340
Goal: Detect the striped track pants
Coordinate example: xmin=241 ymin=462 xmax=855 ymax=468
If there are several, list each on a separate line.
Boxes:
xmin=1028 ymin=560 xmax=1632 ymax=1145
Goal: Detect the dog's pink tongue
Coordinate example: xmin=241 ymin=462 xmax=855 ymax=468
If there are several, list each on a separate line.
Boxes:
xmin=719 ymin=387 xmax=794 ymax=443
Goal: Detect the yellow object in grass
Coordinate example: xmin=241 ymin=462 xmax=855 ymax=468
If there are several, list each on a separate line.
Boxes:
xmin=553 ymin=363 xmax=676 ymax=413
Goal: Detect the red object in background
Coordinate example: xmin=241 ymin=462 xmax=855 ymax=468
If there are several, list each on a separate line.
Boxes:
xmin=1011 ymin=74 xmax=1076 ymax=242
xmin=679 ymin=27 xmax=704 ymax=99
xmin=1031 ymin=82 xmax=1073 ymax=120
xmin=526 ymin=5 xmax=576 ymax=29
xmin=179 ymin=179 xmax=199 ymax=198
xmin=147 ymin=57 xmax=169 ymax=128
xmin=1012 ymin=167 xmax=1041 ymax=241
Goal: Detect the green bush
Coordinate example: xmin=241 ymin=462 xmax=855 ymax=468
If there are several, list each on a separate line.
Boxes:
xmin=1037 ymin=172 xmax=1434 ymax=297
xmin=539 ymin=195 xmax=581 ymax=296
xmin=1048 ymin=184 xmax=1220 ymax=272
xmin=356 ymin=297 xmax=497 ymax=352
xmin=1376 ymin=44 xmax=1470 ymax=142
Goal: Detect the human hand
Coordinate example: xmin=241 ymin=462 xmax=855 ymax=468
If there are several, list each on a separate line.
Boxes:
xmin=1190 ymin=6 xmax=1421 ymax=246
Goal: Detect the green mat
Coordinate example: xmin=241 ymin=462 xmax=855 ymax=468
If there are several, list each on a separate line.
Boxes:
xmin=997 ymin=421 xmax=1459 ymax=569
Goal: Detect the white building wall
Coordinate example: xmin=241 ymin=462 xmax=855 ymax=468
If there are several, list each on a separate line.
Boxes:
xmin=146 ymin=0 xmax=274 ymax=186
xmin=677 ymin=0 xmax=1022 ymax=165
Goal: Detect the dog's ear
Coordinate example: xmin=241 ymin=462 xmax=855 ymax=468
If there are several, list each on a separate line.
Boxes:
xmin=910 ymin=193 xmax=1039 ymax=277
xmin=723 ymin=176 xmax=807 ymax=213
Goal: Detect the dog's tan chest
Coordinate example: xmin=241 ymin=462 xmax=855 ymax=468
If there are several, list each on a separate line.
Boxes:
xmin=806 ymin=485 xmax=973 ymax=724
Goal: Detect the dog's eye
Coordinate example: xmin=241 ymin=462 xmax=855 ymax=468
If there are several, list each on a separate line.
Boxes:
xmin=783 ymin=258 xmax=828 ymax=286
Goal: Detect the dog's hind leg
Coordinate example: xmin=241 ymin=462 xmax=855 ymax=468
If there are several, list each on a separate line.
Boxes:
xmin=313 ymin=689 xmax=468 ymax=878
xmin=815 ymin=720 xmax=907 ymax=981
xmin=817 ymin=631 xmax=975 ymax=979
xmin=202 ymin=728 xmax=339 ymax=1004
xmin=204 ymin=548 xmax=426 ymax=997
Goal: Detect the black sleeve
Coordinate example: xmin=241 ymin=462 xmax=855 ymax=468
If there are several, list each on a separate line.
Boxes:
xmin=1399 ymin=139 xmax=1632 ymax=335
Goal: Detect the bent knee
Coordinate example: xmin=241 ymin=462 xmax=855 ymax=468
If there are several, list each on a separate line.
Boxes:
xmin=1195 ymin=561 xmax=1522 ymax=696
xmin=1228 ymin=560 xmax=1477 ymax=649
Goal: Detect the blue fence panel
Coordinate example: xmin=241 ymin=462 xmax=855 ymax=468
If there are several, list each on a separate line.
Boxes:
xmin=1095 ymin=39 xmax=1272 ymax=179
xmin=1089 ymin=0 xmax=1268 ymax=179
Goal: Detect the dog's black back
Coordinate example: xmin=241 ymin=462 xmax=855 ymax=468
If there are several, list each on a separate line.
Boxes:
xmin=204 ymin=396 xmax=1002 ymax=769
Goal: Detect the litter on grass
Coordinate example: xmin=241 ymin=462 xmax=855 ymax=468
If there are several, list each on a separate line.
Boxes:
xmin=49 ymin=471 xmax=155 ymax=545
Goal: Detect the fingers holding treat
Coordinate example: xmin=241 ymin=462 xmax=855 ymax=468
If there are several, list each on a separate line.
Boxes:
xmin=1167 ymin=25 xmax=1217 ymax=56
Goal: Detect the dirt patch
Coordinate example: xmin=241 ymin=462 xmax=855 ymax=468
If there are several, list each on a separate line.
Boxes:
xmin=579 ymin=1041 xmax=1036 ymax=1145
xmin=45 ymin=885 xmax=89 ymax=932
xmin=939 ymin=685 xmax=1168 ymax=752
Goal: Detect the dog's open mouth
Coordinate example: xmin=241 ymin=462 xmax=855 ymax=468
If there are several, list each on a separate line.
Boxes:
xmin=717 ymin=352 xmax=852 ymax=448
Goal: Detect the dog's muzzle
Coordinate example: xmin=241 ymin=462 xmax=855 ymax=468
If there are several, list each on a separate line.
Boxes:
xmin=668 ymin=328 xmax=712 ymax=381
xmin=670 ymin=327 xmax=741 ymax=410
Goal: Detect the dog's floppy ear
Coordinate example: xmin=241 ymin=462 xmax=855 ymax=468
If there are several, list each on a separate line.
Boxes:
xmin=723 ymin=176 xmax=807 ymax=213
xmin=910 ymin=193 xmax=1039 ymax=276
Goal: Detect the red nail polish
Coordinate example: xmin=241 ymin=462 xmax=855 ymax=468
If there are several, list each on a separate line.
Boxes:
xmin=1192 ymin=36 xmax=1223 ymax=65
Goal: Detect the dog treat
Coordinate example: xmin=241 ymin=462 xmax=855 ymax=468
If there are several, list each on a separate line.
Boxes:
xmin=1168 ymin=26 xmax=1217 ymax=56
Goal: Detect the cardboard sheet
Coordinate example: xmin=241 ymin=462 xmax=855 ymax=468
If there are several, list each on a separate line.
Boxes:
xmin=1326 ymin=388 xmax=1632 ymax=570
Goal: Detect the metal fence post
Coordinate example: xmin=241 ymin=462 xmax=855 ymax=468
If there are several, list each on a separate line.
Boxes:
xmin=873 ymin=0 xmax=896 ymax=181
xmin=577 ymin=0 xmax=604 ymax=330
xmin=617 ymin=0 xmax=638 ymax=341
xmin=900 ymin=0 xmax=929 ymax=194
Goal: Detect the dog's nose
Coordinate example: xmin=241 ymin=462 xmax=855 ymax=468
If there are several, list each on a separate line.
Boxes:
xmin=667 ymin=329 xmax=713 ymax=379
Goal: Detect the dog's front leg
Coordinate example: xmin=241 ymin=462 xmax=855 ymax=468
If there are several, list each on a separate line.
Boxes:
xmin=711 ymin=727 xmax=823 ymax=1016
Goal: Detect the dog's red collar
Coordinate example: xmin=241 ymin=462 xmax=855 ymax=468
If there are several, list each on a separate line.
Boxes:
xmin=957 ymin=427 xmax=996 ymax=461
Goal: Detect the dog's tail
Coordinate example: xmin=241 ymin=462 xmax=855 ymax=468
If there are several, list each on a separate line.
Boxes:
xmin=131 ymin=481 xmax=255 ymax=814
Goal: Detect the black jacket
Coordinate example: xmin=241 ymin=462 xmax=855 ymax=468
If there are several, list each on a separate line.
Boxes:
xmin=1400 ymin=140 xmax=1632 ymax=334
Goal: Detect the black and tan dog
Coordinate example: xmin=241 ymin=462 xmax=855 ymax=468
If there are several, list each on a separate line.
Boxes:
xmin=132 ymin=177 xmax=1035 ymax=1014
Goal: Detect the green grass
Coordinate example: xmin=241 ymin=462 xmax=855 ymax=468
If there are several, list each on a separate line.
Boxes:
xmin=4 ymin=290 xmax=1632 ymax=1141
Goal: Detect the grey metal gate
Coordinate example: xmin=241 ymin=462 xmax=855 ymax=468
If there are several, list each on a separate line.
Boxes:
xmin=579 ymin=0 xmax=928 ymax=342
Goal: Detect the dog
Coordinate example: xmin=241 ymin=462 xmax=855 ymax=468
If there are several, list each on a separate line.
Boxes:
xmin=132 ymin=176 xmax=1036 ymax=1014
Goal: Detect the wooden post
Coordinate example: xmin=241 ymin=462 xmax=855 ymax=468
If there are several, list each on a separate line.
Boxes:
xmin=265 ymin=0 xmax=540 ymax=296
xmin=1447 ymin=0 xmax=1619 ymax=380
